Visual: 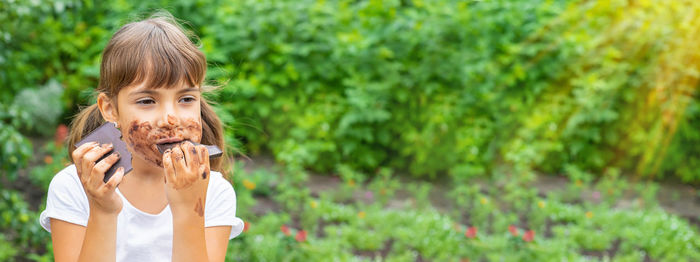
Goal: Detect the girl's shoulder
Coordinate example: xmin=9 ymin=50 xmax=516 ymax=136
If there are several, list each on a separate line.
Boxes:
xmin=50 ymin=164 xmax=82 ymax=188
xmin=207 ymin=170 xmax=234 ymax=191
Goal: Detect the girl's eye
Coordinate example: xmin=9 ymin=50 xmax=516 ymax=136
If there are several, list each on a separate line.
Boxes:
xmin=179 ymin=96 xmax=197 ymax=103
xmin=136 ymin=98 xmax=155 ymax=105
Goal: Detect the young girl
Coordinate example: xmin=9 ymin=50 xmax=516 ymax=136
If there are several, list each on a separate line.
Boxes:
xmin=39 ymin=13 xmax=243 ymax=261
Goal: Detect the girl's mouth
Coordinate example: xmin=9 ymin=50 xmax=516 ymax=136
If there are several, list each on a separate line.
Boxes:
xmin=126 ymin=119 xmax=203 ymax=167
xmin=156 ymin=137 xmax=184 ymax=145
xmin=156 ymin=140 xmax=188 ymax=154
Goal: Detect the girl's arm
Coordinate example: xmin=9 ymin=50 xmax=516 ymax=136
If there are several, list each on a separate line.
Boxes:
xmin=171 ymin=206 xmax=208 ymax=261
xmin=79 ymin=209 xmax=120 ymax=261
xmin=50 ymin=219 xmax=85 ymax=261
xmin=51 ymin=142 xmax=125 ymax=262
xmin=51 ymin=211 xmax=119 ymax=262
xmin=164 ymin=142 xmax=229 ymax=261
xmin=170 ymin=209 xmax=232 ymax=261
xmin=205 ymin=226 xmax=233 ymax=261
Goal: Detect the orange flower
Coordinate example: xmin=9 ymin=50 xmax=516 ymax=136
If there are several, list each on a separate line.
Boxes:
xmin=243 ymin=179 xmax=256 ymax=190
xmin=44 ymin=156 xmax=54 ymax=164
xmin=523 ymin=230 xmax=535 ymax=242
xmin=508 ymin=225 xmax=519 ymax=236
xmin=295 ymin=230 xmax=307 ymax=242
xmin=465 ymin=226 xmax=477 ymax=239
xmin=243 ymin=221 xmax=250 ymax=233
xmin=280 ymin=225 xmax=291 ymax=236
xmin=585 ymin=211 xmax=593 ymax=219
xmin=358 ymin=211 xmax=366 ymax=219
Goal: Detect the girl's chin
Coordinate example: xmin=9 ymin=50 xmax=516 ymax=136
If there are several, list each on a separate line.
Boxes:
xmin=131 ymin=151 xmax=165 ymax=169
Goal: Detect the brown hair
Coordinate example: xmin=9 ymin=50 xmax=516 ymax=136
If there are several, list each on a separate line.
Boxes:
xmin=67 ymin=12 xmax=230 ymax=174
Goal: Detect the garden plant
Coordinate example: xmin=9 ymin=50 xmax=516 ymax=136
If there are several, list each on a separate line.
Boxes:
xmin=1 ymin=0 xmax=700 ymax=261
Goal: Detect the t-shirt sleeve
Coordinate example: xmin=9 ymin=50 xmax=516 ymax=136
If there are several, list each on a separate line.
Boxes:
xmin=39 ymin=165 xmax=90 ymax=232
xmin=205 ymin=172 xmax=244 ymax=240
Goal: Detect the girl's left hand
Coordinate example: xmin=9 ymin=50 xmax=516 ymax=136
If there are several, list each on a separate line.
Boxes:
xmin=162 ymin=141 xmax=210 ymax=217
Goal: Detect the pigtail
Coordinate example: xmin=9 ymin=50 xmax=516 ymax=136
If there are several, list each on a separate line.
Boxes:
xmin=67 ymin=104 xmax=105 ymax=163
xmin=200 ymin=98 xmax=230 ymax=177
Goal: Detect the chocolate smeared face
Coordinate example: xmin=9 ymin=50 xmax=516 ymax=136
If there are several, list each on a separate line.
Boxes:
xmin=125 ymin=115 xmax=202 ymax=167
xmin=109 ymin=82 xmax=205 ymax=169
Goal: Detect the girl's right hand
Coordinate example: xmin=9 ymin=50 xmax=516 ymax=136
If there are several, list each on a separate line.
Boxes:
xmin=72 ymin=142 xmax=125 ymax=215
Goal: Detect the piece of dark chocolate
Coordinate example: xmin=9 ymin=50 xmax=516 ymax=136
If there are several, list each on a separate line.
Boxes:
xmin=156 ymin=141 xmax=223 ymax=158
xmin=75 ymin=122 xmax=133 ymax=183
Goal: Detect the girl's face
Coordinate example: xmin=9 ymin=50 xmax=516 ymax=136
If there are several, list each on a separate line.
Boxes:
xmin=113 ymin=83 xmax=203 ymax=168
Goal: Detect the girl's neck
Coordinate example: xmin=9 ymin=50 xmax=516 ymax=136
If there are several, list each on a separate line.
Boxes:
xmin=116 ymin=156 xmax=169 ymax=215
xmin=124 ymin=156 xmax=166 ymax=184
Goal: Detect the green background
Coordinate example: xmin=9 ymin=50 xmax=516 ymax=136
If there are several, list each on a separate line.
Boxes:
xmin=2 ymin=0 xmax=699 ymax=261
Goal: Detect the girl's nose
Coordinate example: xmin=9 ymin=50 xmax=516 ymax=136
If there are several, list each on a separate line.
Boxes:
xmin=157 ymin=114 xmax=179 ymax=128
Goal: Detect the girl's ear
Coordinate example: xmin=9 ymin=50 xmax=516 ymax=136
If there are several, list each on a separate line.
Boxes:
xmin=97 ymin=93 xmax=119 ymax=123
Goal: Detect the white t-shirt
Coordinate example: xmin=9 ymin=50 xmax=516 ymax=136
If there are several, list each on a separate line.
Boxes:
xmin=40 ymin=165 xmax=244 ymax=261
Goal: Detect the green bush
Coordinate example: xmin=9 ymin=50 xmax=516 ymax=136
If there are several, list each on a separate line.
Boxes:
xmin=203 ymin=0 xmax=700 ymax=181
xmin=4 ymin=0 xmax=698 ymax=182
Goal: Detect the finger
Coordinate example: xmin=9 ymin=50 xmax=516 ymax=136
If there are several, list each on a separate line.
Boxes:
xmin=197 ymin=145 xmax=210 ymax=180
xmin=83 ymin=144 xmax=114 ymax=167
xmin=81 ymin=144 xmax=111 ymax=184
xmin=171 ymin=146 xmax=188 ymax=183
xmin=198 ymin=165 xmax=207 ymax=181
xmin=163 ymin=149 xmax=177 ymax=184
xmin=182 ymin=141 xmax=199 ymax=173
xmin=101 ymin=167 xmax=125 ymax=193
xmin=72 ymin=142 xmax=99 ymax=176
xmin=92 ymin=152 xmax=121 ymax=185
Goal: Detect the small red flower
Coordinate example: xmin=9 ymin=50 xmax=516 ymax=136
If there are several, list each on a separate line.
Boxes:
xmin=54 ymin=124 xmax=68 ymax=146
xmin=243 ymin=221 xmax=250 ymax=233
xmin=508 ymin=225 xmax=519 ymax=236
xmin=523 ymin=230 xmax=535 ymax=242
xmin=465 ymin=226 xmax=477 ymax=239
xmin=295 ymin=230 xmax=307 ymax=242
xmin=280 ymin=225 xmax=291 ymax=236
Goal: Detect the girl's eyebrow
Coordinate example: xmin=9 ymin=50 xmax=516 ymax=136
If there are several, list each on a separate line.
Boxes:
xmin=178 ymin=87 xmax=199 ymax=94
xmin=129 ymin=89 xmax=158 ymax=97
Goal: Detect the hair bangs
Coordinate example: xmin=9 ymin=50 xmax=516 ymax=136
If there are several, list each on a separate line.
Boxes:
xmin=99 ymin=16 xmax=206 ymax=95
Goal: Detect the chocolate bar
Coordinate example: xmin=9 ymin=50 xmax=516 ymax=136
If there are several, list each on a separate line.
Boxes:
xmin=75 ymin=122 xmax=132 ymax=183
xmin=156 ymin=141 xmax=223 ymax=158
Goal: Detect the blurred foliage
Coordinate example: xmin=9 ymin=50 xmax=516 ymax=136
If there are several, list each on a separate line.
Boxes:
xmin=2 ymin=0 xmax=699 ymax=182
xmin=202 ymin=0 xmax=700 ymax=183
xmin=2 ymin=0 xmax=700 ymax=260
xmin=226 ymin=161 xmax=700 ymax=261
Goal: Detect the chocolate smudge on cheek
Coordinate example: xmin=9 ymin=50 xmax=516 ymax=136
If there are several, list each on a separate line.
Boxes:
xmin=126 ymin=121 xmax=164 ymax=167
xmin=194 ymin=197 xmax=204 ymax=217
xmin=202 ymin=171 xmax=207 ymax=179
xmin=167 ymin=115 xmax=177 ymax=126
xmin=125 ymin=118 xmax=203 ymax=168
xmin=182 ymin=119 xmax=202 ymax=144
